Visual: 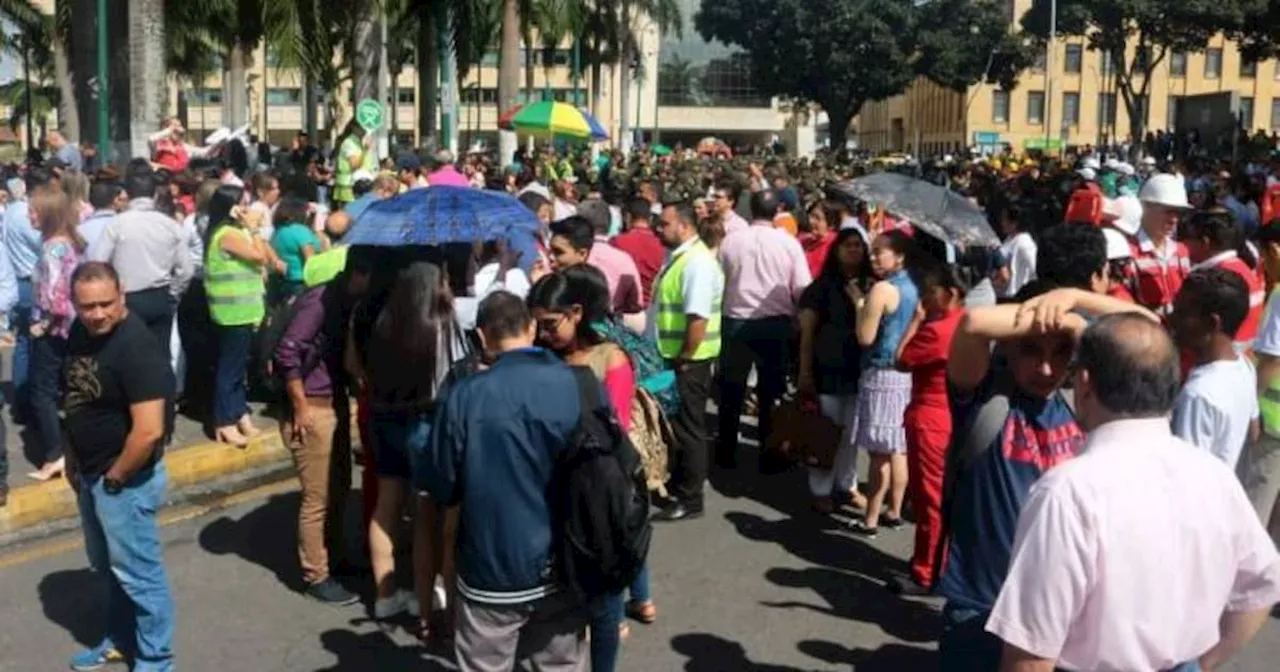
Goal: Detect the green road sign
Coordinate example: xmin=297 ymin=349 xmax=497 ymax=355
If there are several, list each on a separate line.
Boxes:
xmin=356 ymin=98 xmax=384 ymax=132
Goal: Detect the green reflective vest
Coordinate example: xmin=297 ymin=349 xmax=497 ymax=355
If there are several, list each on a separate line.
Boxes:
xmin=204 ymin=226 xmax=266 ymax=327
xmin=334 ymin=135 xmax=373 ymax=203
xmin=1262 ymin=289 xmax=1280 ymax=438
xmin=654 ymin=239 xmax=722 ymax=361
xmin=304 ymin=245 xmax=348 ymax=288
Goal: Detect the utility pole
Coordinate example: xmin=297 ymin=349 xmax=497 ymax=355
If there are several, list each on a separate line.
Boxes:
xmin=23 ymin=41 xmax=33 ymax=153
xmin=377 ymin=5 xmax=390 ymax=158
xmin=97 ymin=0 xmax=109 ymax=158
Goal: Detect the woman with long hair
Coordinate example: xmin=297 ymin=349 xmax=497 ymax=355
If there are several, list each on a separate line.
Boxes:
xmin=25 ymin=189 xmax=86 ymax=481
xmin=797 ymin=224 xmax=872 ymax=513
xmin=203 ymin=184 xmax=271 ymax=446
xmin=526 ymin=264 xmax=656 ymax=672
xmin=363 ymin=258 xmax=467 ymax=633
xmin=849 ymin=229 xmax=921 ymax=537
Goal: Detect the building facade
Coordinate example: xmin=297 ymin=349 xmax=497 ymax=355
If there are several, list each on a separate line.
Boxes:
xmin=860 ymin=0 xmax=1280 ymax=157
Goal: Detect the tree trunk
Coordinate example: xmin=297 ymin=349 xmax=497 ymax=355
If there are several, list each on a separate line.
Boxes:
xmin=498 ymin=0 xmax=520 ymax=165
xmin=418 ymin=5 xmax=440 ymax=148
xmin=352 ymin=6 xmax=380 ymax=110
xmin=590 ymin=60 xmax=603 ymax=118
xmin=127 ymin=0 xmax=165 ymax=159
xmin=225 ymin=44 xmax=252 ymax=131
xmin=524 ymin=27 xmax=535 ymax=102
xmin=52 ymin=22 xmax=80 ymax=143
xmin=70 ymin=0 xmax=98 ymax=149
xmin=303 ymin=71 xmax=318 ymax=139
xmin=826 ymin=105 xmax=855 ymax=159
xmin=619 ymin=41 xmax=632 ymax=154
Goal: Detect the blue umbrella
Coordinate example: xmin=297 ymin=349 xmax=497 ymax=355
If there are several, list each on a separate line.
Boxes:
xmin=347 ymin=186 xmax=543 ymax=271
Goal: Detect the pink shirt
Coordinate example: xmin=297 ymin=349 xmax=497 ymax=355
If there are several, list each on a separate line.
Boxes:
xmin=723 ymin=211 xmax=749 ymax=237
xmin=427 ymin=166 xmax=471 ymax=188
xmin=718 ymin=220 xmax=812 ymax=320
xmin=987 ymin=418 xmax=1280 ymax=671
xmin=587 ymin=236 xmax=644 ymax=315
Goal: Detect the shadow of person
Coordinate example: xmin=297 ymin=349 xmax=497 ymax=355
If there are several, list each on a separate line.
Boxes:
xmin=198 ymin=492 xmax=305 ymax=591
xmin=314 ymin=627 xmax=453 ymax=671
xmin=797 ymin=638 xmax=938 ymax=672
xmin=723 ymin=510 xmax=911 ymax=579
xmin=670 ymin=633 xmax=815 ymax=672
xmin=37 ymin=569 xmax=107 ymax=648
xmin=764 ymin=566 xmax=940 ymax=643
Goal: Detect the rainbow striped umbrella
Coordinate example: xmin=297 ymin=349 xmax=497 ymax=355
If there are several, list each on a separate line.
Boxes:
xmin=510 ymin=101 xmax=609 ymax=141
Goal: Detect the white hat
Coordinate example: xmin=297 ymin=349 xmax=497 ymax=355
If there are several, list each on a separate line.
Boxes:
xmin=351 ymin=169 xmax=375 ymax=184
xmin=1076 ymin=167 xmax=1097 ymax=181
xmin=1103 ymin=195 xmax=1143 ymax=236
xmin=1103 ymin=227 xmax=1132 ymax=260
xmin=1141 ymin=156 xmax=1157 ymax=166
xmin=1116 ymin=163 xmax=1136 ymax=176
xmin=1138 ymin=173 xmax=1191 ymax=209
xmin=1083 ymin=156 xmax=1101 ymax=171
xmin=1104 ymin=158 xmax=1123 ymax=172
xmin=517 ymin=182 xmax=551 ymax=201
xmin=839 ymin=218 xmax=872 ymax=248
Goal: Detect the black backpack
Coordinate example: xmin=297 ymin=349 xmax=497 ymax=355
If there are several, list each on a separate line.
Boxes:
xmin=553 ymin=367 xmax=653 ymax=601
xmin=256 ymin=294 xmax=325 ymax=399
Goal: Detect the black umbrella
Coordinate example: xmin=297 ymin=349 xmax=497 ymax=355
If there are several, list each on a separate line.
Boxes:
xmin=827 ymin=173 xmax=999 ymax=248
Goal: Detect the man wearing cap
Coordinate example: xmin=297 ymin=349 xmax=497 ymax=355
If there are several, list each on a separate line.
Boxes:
xmin=1129 ymin=174 xmax=1192 ymax=319
xmin=395 ymin=152 xmax=426 ymax=192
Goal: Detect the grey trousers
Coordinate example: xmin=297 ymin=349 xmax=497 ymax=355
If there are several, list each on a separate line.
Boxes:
xmin=1242 ymin=434 xmax=1280 ymax=545
xmin=455 ymin=591 xmax=589 ymax=672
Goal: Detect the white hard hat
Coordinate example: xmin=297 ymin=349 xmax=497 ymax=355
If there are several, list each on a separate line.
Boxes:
xmin=1141 ymin=156 xmax=1157 ymax=167
xmin=1103 ymin=195 xmax=1143 ymax=236
xmin=1138 ymin=173 xmax=1190 ymax=209
xmin=1076 ymin=167 xmax=1097 ymax=181
xmin=1083 ymin=156 xmax=1101 ymax=171
xmin=1103 ymin=227 xmax=1132 ymax=260
xmin=1104 ymin=158 xmax=1123 ymax=172
xmin=351 ymin=169 xmax=375 ymax=184
xmin=1116 ymin=162 xmax=1136 ymax=176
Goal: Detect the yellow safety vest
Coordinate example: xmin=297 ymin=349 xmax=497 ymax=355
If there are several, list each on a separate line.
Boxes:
xmin=1261 ymin=289 xmax=1280 ymax=438
xmin=334 ymin=136 xmax=373 ymax=203
xmin=654 ymin=239 xmax=722 ymax=361
xmin=204 ymin=226 xmax=266 ymax=327
xmin=304 ymin=245 xmax=348 ymax=288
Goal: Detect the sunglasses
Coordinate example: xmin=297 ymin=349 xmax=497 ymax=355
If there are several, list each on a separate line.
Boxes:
xmin=536 ymin=315 xmax=566 ymax=334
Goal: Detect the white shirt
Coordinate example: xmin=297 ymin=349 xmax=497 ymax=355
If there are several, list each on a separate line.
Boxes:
xmin=987 ymin=418 xmax=1280 ymax=672
xmin=454 ymin=263 xmax=531 ymax=331
xmin=1171 ymin=356 xmax=1258 ymax=467
xmin=1000 ymin=231 xmax=1037 ymax=298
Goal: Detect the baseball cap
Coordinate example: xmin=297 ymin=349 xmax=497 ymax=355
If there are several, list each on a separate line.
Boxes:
xmin=396 ymin=152 xmax=422 ymax=172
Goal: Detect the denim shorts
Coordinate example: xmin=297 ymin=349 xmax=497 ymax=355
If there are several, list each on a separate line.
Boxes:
xmin=370 ymin=411 xmax=432 ymax=483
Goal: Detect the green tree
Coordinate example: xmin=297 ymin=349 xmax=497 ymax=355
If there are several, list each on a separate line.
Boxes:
xmin=1021 ymin=0 xmax=1260 ymax=155
xmin=696 ymin=0 xmax=917 ymax=152
xmin=916 ymin=0 xmax=1032 ymax=93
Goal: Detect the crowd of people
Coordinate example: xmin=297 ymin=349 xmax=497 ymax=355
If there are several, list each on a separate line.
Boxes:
xmin=2 ymin=115 xmax=1280 ymax=671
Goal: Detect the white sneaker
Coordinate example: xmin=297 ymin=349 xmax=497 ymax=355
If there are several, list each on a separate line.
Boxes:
xmin=373 ymin=589 xmax=418 ymax=620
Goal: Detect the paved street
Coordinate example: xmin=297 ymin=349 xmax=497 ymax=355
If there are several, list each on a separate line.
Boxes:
xmin=0 ymin=461 xmax=1277 ymax=671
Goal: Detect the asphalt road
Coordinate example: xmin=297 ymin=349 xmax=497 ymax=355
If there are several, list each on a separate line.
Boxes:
xmin=0 ymin=462 xmax=1276 ymax=672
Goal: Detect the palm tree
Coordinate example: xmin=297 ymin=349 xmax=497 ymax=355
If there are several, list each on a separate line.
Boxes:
xmin=351 ymin=2 xmax=380 ymax=110
xmin=128 ymin=0 xmax=166 ymax=157
xmin=616 ymin=0 xmax=681 ymax=151
xmin=264 ymin=0 xmax=356 ymax=142
xmin=49 ymin=1 xmax=79 ymax=142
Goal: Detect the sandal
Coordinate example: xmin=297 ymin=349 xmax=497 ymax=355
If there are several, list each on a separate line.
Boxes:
xmin=881 ymin=515 xmax=905 ymax=530
xmin=626 ymin=599 xmax=658 ymax=624
xmin=848 ymin=519 xmax=879 ymax=538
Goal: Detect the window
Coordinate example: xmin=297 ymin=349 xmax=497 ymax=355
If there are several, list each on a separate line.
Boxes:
xmin=658 ymin=50 xmax=771 ymax=107
xmin=1097 ymin=92 xmax=1117 ymax=128
xmin=1064 ymin=45 xmax=1082 ymax=74
xmin=1168 ymin=95 xmax=1181 ymax=129
xmin=192 ymin=88 xmax=223 ymax=105
xmin=1063 ymin=92 xmax=1080 ymax=125
xmin=1027 ymin=90 xmax=1045 ymax=125
xmin=1271 ymin=99 xmax=1280 ymax=130
xmin=1241 ymin=96 xmax=1255 ymax=130
xmin=1241 ymin=58 xmax=1258 ymax=78
xmin=461 ymin=87 xmax=498 ymax=104
xmin=1033 ymin=50 xmax=1046 ymax=71
xmin=1100 ymin=50 xmax=1116 ymax=77
xmin=1170 ymin=51 xmax=1187 ymax=77
xmin=993 ymin=90 xmax=1010 ymax=123
xmin=1205 ymin=48 xmax=1223 ymax=79
xmin=266 ymin=87 xmax=302 ymax=106
xmin=396 ymin=89 xmax=415 ymax=104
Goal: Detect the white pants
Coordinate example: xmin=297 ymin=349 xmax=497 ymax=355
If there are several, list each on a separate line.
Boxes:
xmin=806 ymin=394 xmax=861 ymax=497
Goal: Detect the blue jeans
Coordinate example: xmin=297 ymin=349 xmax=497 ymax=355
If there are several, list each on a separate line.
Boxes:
xmin=213 ymin=325 xmax=253 ymax=427
xmin=77 ymin=464 xmax=174 ymax=672
xmin=587 ymin=565 xmax=652 ymax=672
xmin=10 ymin=277 xmax=32 ymax=424
xmin=30 ymin=335 xmax=66 ymax=465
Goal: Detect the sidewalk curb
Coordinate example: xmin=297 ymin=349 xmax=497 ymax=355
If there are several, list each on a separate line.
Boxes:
xmin=0 ymin=430 xmax=292 ymax=538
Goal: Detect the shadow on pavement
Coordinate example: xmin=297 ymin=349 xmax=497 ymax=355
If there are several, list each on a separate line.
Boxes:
xmin=765 ymin=566 xmax=939 ymax=643
xmin=314 ymin=628 xmax=454 ymax=671
xmin=797 ymin=638 xmax=938 ymax=671
xmin=670 ymin=633 xmax=813 ymax=671
xmin=723 ymin=511 xmax=911 ymax=580
xmin=198 ymin=492 xmax=305 ymax=592
xmin=37 ymin=568 xmax=105 ymax=647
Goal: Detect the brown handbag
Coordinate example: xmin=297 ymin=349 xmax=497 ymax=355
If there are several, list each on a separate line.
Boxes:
xmin=766 ymin=396 xmax=842 ymax=470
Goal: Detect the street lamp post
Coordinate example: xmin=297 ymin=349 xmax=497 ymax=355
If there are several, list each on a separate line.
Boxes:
xmin=97 ymin=0 xmax=109 ymax=157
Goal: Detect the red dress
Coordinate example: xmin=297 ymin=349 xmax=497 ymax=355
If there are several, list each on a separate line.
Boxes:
xmin=898 ymin=308 xmax=963 ymax=588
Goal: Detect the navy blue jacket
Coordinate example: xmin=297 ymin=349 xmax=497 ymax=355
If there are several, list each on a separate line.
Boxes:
xmin=423 ymin=347 xmax=582 ymax=605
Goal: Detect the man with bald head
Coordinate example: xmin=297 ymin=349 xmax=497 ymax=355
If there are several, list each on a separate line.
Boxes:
xmin=986 ymin=313 xmax=1280 ymax=672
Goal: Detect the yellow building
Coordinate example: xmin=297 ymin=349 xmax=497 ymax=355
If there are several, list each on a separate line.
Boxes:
xmin=860 ymin=0 xmax=1280 ymax=157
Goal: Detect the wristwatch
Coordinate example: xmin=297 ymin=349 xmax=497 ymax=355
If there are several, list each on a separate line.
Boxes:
xmin=103 ymin=476 xmax=124 ymax=495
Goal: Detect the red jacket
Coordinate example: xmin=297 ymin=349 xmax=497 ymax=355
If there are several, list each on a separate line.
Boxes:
xmin=1128 ymin=233 xmax=1190 ymax=318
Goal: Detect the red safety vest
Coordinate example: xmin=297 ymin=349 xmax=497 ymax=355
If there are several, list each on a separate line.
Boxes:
xmin=1064 ymin=183 xmax=1104 ymax=226
xmin=1211 ymin=254 xmax=1265 ymax=352
xmin=1129 ymin=236 xmax=1190 ymax=318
